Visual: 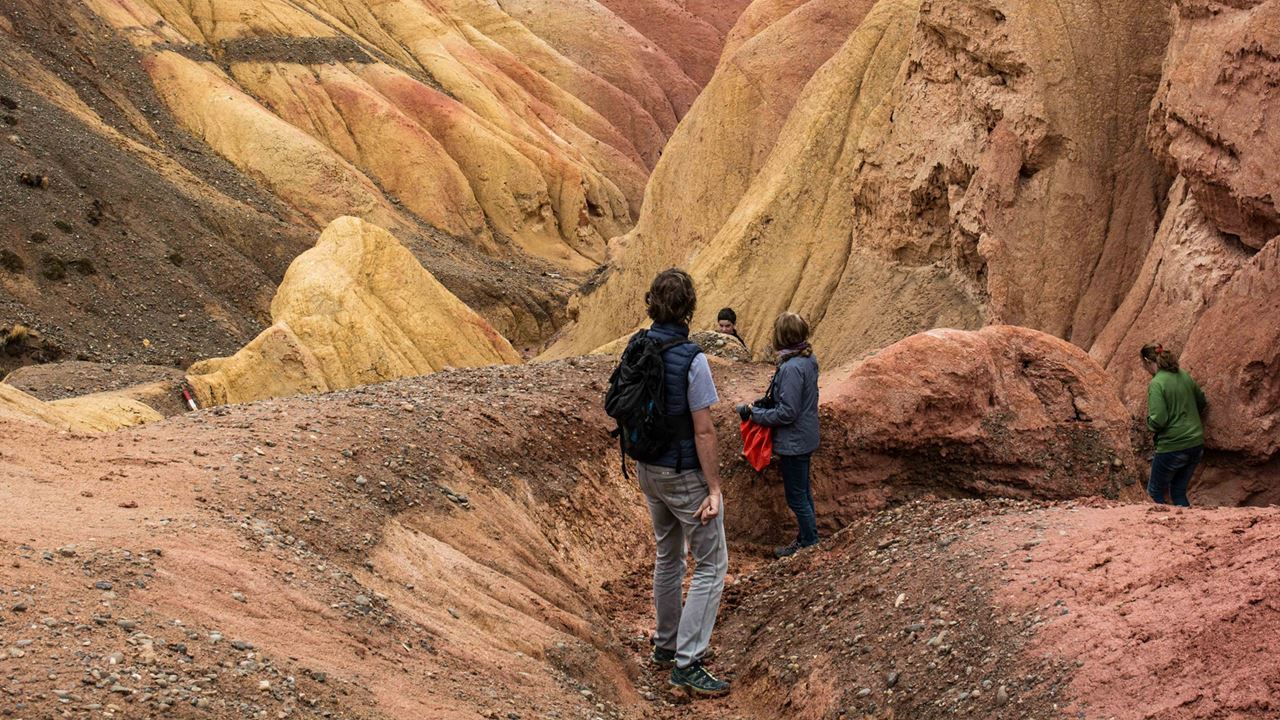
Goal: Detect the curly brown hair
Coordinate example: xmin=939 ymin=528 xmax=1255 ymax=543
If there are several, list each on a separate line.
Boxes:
xmin=645 ymin=268 xmax=696 ymax=325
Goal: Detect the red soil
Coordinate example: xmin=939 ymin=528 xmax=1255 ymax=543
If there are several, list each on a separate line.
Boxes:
xmin=2 ymin=359 xmax=1276 ymax=719
xmin=979 ymin=502 xmax=1280 ymax=720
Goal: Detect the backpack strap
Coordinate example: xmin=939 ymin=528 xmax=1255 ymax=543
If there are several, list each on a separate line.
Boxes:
xmin=608 ymin=421 xmax=631 ymax=479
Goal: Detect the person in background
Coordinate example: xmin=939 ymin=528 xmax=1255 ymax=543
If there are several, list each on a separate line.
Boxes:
xmin=716 ymin=308 xmax=747 ymax=351
xmin=1141 ymin=343 xmax=1207 ymax=507
xmin=736 ymin=312 xmax=820 ymax=557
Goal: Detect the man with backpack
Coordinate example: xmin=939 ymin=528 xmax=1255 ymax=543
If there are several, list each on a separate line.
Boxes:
xmin=605 ymin=268 xmax=730 ymax=697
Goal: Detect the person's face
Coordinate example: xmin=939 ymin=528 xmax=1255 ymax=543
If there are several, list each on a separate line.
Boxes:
xmin=718 ymin=319 xmax=735 ymax=334
xmin=1142 ymin=358 xmax=1158 ymax=377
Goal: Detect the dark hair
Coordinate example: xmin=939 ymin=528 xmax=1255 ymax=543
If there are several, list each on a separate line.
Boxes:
xmin=1140 ymin=343 xmax=1180 ymax=373
xmin=646 ymin=269 xmax=696 ymax=325
xmin=772 ymin=312 xmax=810 ymax=351
xmin=717 ymin=307 xmax=737 ymax=324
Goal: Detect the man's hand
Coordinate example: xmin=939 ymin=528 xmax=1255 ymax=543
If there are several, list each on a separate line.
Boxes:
xmin=691 ymin=408 xmax=723 ymax=523
xmin=735 ymin=404 xmax=752 ymax=421
xmin=697 ymin=493 xmax=721 ymax=525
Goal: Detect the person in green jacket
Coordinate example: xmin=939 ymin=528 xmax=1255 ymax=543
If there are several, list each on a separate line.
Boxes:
xmin=1141 ymin=343 xmax=1207 ymax=507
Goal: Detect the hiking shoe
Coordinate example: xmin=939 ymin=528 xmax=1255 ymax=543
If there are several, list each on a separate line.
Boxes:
xmin=774 ymin=540 xmax=801 ymax=558
xmin=650 ymin=646 xmax=676 ymax=667
xmin=669 ymin=662 xmax=730 ymax=697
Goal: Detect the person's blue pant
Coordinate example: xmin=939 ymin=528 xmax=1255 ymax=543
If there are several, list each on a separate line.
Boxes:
xmin=779 ymin=453 xmax=819 ymax=546
xmin=1148 ymin=446 xmax=1204 ymax=507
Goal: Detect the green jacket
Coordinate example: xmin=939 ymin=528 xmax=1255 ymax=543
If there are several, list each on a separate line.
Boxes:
xmin=1146 ymin=370 xmax=1207 ymax=454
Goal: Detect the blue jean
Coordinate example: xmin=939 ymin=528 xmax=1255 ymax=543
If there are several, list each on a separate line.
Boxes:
xmin=1148 ymin=446 xmax=1203 ymax=507
xmin=779 ymin=453 xmax=818 ymax=546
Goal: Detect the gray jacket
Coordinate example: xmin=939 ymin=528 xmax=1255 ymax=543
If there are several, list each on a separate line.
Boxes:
xmin=750 ymin=354 xmax=820 ymax=456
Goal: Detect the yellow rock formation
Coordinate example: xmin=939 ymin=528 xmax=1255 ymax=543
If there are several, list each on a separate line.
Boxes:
xmin=143 ymin=51 xmax=405 ymax=234
xmin=552 ymin=0 xmax=1171 ymax=364
xmin=187 ymin=217 xmax=521 ymax=407
xmin=0 ymin=384 xmax=162 ymax=433
xmin=9 ymin=0 xmax=750 ymax=356
xmin=547 ymin=0 xmax=914 ymax=358
xmin=79 ymin=0 xmax=739 ymax=273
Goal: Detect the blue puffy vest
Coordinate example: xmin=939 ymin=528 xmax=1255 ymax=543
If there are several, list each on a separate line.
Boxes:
xmin=646 ymin=323 xmax=702 ymax=470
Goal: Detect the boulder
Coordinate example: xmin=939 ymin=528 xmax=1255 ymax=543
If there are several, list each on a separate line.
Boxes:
xmin=187 ymin=218 xmax=521 ymax=406
xmin=730 ymin=326 xmax=1140 ymax=536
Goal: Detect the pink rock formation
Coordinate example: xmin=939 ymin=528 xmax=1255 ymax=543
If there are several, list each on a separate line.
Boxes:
xmin=1095 ymin=0 xmax=1280 ymax=505
xmin=1149 ymin=0 xmax=1280 ymax=250
xmin=595 ymin=0 xmax=751 ymax=85
xmin=730 ymin=326 xmax=1141 ymax=534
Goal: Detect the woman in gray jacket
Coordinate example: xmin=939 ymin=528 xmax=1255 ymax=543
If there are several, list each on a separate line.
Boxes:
xmin=736 ymin=312 xmax=820 ymax=557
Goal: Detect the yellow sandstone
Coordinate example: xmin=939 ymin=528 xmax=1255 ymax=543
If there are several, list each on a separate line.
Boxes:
xmin=187 ymin=218 xmax=521 ymax=407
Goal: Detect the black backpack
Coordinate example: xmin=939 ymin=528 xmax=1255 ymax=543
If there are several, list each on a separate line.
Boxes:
xmin=604 ymin=330 xmax=698 ymax=477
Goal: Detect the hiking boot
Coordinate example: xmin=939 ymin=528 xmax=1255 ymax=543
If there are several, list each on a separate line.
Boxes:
xmin=774 ymin=539 xmax=820 ymax=558
xmin=774 ymin=540 xmax=801 ymax=558
xmin=650 ymin=646 xmax=676 ymax=667
xmin=669 ymin=662 xmax=730 ymax=697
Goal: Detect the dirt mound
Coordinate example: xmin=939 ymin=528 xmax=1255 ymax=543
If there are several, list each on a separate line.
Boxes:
xmin=551 ymin=0 xmax=1172 ymax=361
xmin=712 ymin=499 xmax=1078 ymax=720
xmin=979 ymin=501 xmax=1280 ymax=720
xmin=0 ymin=381 xmax=162 ymax=431
xmin=2 ymin=360 xmax=184 ymax=401
xmin=0 ymin=356 xmax=187 ymax=428
xmin=0 ymin=358 xmax=650 ymax=719
xmin=187 ymin=217 xmax=520 ymax=407
xmin=702 ymin=498 xmax=1280 ymax=720
xmin=690 ymin=331 xmax=751 ymax=362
